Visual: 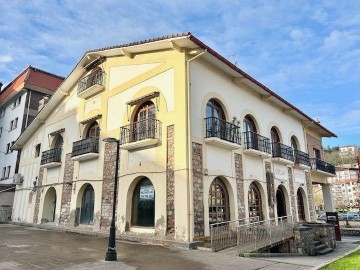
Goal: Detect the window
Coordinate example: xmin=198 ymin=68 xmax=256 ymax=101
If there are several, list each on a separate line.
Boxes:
xmin=248 ymin=182 xmax=263 ymax=221
xmin=13 ymin=96 xmax=21 ymax=108
xmin=35 ymin=144 xmax=41 ymax=157
xmin=313 ymin=148 xmax=321 ymax=159
xmin=1 ymin=167 xmax=6 ymax=179
xmin=11 ymin=141 xmax=14 ymax=153
xmin=132 ymin=101 xmax=156 ymax=142
xmin=0 ymin=126 xmax=2 ymax=137
xmin=9 ymin=117 xmax=18 ymax=131
xmin=6 ymin=166 xmax=11 ymax=178
xmin=0 ymin=109 xmax=4 ymax=118
xmin=209 ymin=178 xmax=230 ymax=225
xmin=86 ymin=122 xmax=100 ymax=139
xmin=291 ymin=136 xmax=298 ymax=151
xmin=132 ymin=178 xmax=155 ymax=227
xmin=206 ymin=99 xmax=225 ymax=120
xmin=6 ymin=143 xmax=11 ymax=154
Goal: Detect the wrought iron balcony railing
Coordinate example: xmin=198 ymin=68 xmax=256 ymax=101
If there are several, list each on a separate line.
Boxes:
xmin=294 ymin=150 xmax=311 ymax=167
xmin=243 ymin=131 xmax=271 ymax=154
xmin=205 ymin=117 xmax=241 ymax=145
xmin=77 ymin=71 xmax=105 ymax=95
xmin=41 ymin=148 xmax=62 ymax=165
xmin=71 ymin=137 xmax=99 ymax=157
xmin=120 ymin=118 xmax=161 ymax=145
xmin=310 ymin=158 xmax=335 ymax=174
xmin=272 ymin=142 xmax=294 ymax=162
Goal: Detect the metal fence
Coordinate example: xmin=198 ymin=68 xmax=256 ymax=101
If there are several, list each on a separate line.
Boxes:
xmin=40 ymin=148 xmax=62 ymax=165
xmin=310 ymin=158 xmax=336 ymax=174
xmin=243 ymin=131 xmax=271 ymax=154
xmin=205 ymin=117 xmax=241 ymax=145
xmin=71 ymin=137 xmax=99 ymax=157
xmin=272 ymin=142 xmax=294 ymax=161
xmin=294 ymin=150 xmax=311 ymax=167
xmin=237 ymin=215 xmax=294 ymax=255
xmin=77 ymin=71 xmax=105 ymax=94
xmin=120 ymin=118 xmax=161 ymax=145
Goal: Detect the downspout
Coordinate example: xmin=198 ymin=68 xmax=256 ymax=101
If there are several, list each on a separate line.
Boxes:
xmin=186 ymin=49 xmax=206 ymax=241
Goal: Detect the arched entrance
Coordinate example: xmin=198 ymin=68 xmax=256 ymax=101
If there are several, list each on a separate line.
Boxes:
xmin=276 ymin=186 xmax=287 ymax=218
xmin=80 ymin=185 xmax=95 ymax=225
xmin=208 ymin=178 xmax=230 ymax=225
xmin=297 ymin=189 xmax=306 ymax=221
xmin=132 ymin=178 xmax=155 ymax=227
xmin=42 ymin=187 xmax=56 ymax=223
xmin=248 ymin=182 xmax=263 ymax=221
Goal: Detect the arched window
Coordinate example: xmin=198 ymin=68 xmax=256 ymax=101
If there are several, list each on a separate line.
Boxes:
xmin=243 ymin=115 xmax=257 ymax=133
xmin=132 ymin=178 xmax=155 ymax=227
xmin=276 ymin=187 xmax=287 ymax=218
xmin=86 ymin=122 xmax=100 ymax=139
xmin=132 ymin=101 xmax=156 ymax=142
xmin=80 ymin=185 xmax=95 ymax=225
xmin=206 ymin=99 xmax=225 ymax=120
xmin=243 ymin=115 xmax=258 ymax=149
xmin=209 ymin=178 xmax=230 ymax=225
xmin=54 ymin=135 xmax=63 ymax=150
xmin=270 ymin=127 xmax=280 ymax=143
xmin=248 ymin=183 xmax=263 ymax=221
xmin=297 ymin=189 xmax=306 ymax=221
xmin=291 ymin=136 xmax=298 ymax=151
xmin=271 ymin=127 xmax=281 ymax=157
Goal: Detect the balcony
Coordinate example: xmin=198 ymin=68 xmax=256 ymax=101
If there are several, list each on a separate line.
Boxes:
xmin=40 ymin=148 xmax=62 ymax=168
xmin=243 ymin=131 xmax=271 ymax=158
xmin=204 ymin=117 xmax=241 ymax=150
xmin=71 ymin=137 xmax=99 ymax=161
xmin=77 ymin=71 xmax=105 ymax=99
xmin=120 ymin=118 xmax=161 ymax=150
xmin=272 ymin=142 xmax=294 ymax=165
xmin=294 ymin=150 xmax=311 ymax=169
xmin=310 ymin=158 xmax=336 ymax=176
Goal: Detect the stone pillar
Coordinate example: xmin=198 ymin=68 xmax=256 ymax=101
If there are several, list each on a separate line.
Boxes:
xmin=265 ymin=162 xmax=275 ymax=219
xmin=322 ymin=184 xmax=335 ymax=212
xmin=192 ymin=142 xmax=204 ymax=237
xmin=33 ymin=168 xmax=44 ymax=224
xmin=166 ymin=125 xmax=175 ymax=235
xmin=100 ymin=142 xmax=117 ymax=230
xmin=235 ymin=153 xmax=245 ymax=220
xmin=305 ymin=171 xmax=315 ymax=221
xmin=288 ymin=167 xmax=297 ymax=221
xmin=59 ymin=153 xmax=74 ymax=225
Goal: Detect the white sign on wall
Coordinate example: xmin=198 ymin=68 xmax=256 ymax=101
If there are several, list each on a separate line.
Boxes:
xmin=273 ymin=163 xmax=288 ymax=181
xmin=140 ymin=186 xmax=154 ymax=200
xmin=294 ymin=169 xmax=306 ymax=184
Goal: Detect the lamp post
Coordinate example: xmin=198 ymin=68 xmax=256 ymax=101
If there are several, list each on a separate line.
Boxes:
xmin=103 ymin=137 xmax=120 ymax=261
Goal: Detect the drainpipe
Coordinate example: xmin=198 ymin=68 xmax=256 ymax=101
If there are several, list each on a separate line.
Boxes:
xmin=186 ymin=49 xmax=206 ymax=241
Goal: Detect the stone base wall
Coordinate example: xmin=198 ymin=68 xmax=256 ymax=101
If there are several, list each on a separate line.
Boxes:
xmin=33 ymin=168 xmax=44 ymax=224
xmin=192 ymin=142 xmax=204 ymax=237
xmin=235 ymin=153 xmax=245 ymax=220
xmin=293 ymin=225 xmax=315 ymax=255
xmin=287 ymin=168 xmax=297 ymax=220
xmin=59 ymin=153 xmax=74 ymax=225
xmin=166 ymin=125 xmax=175 ymax=235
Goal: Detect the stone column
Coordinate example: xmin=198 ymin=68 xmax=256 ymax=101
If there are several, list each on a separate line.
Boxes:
xmin=265 ymin=162 xmax=275 ymax=219
xmin=322 ymin=184 xmax=335 ymax=212
xmin=192 ymin=142 xmax=204 ymax=237
xmin=59 ymin=153 xmax=74 ymax=226
xmin=288 ymin=168 xmax=297 ymax=221
xmin=235 ymin=153 xmax=245 ymax=220
xmin=166 ymin=125 xmax=175 ymax=235
xmin=33 ymin=168 xmax=44 ymax=224
xmin=305 ymin=172 xmax=315 ymax=221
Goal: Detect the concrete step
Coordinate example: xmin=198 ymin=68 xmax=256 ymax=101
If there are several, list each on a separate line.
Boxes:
xmin=315 ymin=244 xmax=327 ymax=252
xmin=316 ymin=247 xmax=333 ymax=255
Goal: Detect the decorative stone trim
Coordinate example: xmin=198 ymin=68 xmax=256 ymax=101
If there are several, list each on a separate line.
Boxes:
xmin=235 ymin=153 xmax=245 ymax=220
xmin=166 ymin=125 xmax=175 ymax=235
xmin=100 ymin=142 xmax=117 ymax=229
xmin=288 ymin=167 xmax=297 ymax=220
xmin=305 ymin=171 xmax=315 ymax=221
xmin=59 ymin=153 xmax=74 ymax=225
xmin=265 ymin=162 xmax=275 ymax=219
xmin=192 ymin=142 xmax=204 ymax=237
xmin=33 ymin=168 xmax=44 ymax=224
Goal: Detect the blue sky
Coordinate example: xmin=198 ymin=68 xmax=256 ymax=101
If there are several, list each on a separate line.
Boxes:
xmin=1 ymin=1 xmax=359 ymax=147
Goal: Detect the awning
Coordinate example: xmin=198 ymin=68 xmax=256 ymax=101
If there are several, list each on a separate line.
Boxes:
xmin=49 ymin=128 xmax=65 ymax=136
xmin=79 ymin=114 xmax=102 ymax=125
xmin=126 ymin=91 xmax=160 ymax=106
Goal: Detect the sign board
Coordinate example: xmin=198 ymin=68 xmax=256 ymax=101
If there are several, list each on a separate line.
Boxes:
xmin=294 ymin=169 xmax=306 ymax=183
xmin=140 ymin=185 xmax=154 ymax=200
xmin=273 ymin=163 xmax=288 ymax=181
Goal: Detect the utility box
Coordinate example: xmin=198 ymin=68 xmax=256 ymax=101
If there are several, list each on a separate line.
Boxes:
xmin=326 ymin=212 xmax=341 ymax=241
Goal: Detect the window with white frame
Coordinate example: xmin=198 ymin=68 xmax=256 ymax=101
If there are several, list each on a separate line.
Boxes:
xmin=6 ymin=166 xmax=10 ymax=178
xmin=9 ymin=117 xmax=18 ymax=131
xmin=1 ymin=167 xmax=6 ymax=179
xmin=0 ymin=109 xmax=4 ymax=118
xmin=6 ymin=143 xmax=11 ymax=154
xmin=13 ymin=96 xmax=21 ymax=108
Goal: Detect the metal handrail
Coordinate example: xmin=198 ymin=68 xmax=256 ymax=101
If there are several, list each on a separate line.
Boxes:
xmin=243 ymin=131 xmax=271 ymax=154
xmin=77 ymin=71 xmax=105 ymax=94
xmin=71 ymin=137 xmax=99 ymax=157
xmin=272 ymin=142 xmax=294 ymax=161
xmin=310 ymin=158 xmax=335 ymax=174
xmin=294 ymin=150 xmax=310 ymax=166
xmin=41 ymin=148 xmax=62 ymax=165
xmin=120 ymin=118 xmax=161 ymax=145
xmin=205 ymin=117 xmax=241 ymax=145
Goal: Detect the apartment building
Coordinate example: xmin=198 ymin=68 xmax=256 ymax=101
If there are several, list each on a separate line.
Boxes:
xmin=0 ymin=66 xmax=63 ymax=221
xmin=12 ymin=33 xmax=336 ymax=242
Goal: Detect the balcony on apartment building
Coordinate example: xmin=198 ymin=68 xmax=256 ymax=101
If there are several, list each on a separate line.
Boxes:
xmin=71 ymin=137 xmax=99 ymax=161
xmin=310 ymin=158 xmax=336 ymax=176
xmin=242 ymin=131 xmax=271 ymax=158
xmin=40 ymin=148 xmax=62 ymax=168
xmin=294 ymin=150 xmax=311 ymax=169
xmin=77 ymin=71 xmax=105 ymax=99
xmin=204 ymin=117 xmax=241 ymax=149
xmin=272 ymin=142 xmax=294 ymax=165
xmin=120 ymin=118 xmax=161 ymax=150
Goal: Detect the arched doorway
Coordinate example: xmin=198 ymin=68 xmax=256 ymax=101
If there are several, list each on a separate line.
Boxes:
xmin=42 ymin=187 xmax=56 ymax=223
xmin=297 ymin=189 xmax=306 ymax=221
xmin=80 ymin=185 xmax=95 ymax=225
xmin=248 ymin=182 xmax=263 ymax=221
xmin=276 ymin=186 xmax=287 ymax=218
xmin=209 ymin=178 xmax=230 ymax=225
xmin=132 ymin=178 xmax=155 ymax=227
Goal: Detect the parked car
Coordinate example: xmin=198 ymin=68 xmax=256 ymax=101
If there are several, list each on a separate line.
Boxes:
xmin=345 ymin=212 xmax=360 ymax=220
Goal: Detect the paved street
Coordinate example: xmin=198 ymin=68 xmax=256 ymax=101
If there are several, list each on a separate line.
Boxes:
xmin=0 ymin=224 xmax=359 ymax=270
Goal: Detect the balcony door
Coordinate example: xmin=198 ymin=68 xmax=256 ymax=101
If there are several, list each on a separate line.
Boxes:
xmin=208 ymin=178 xmax=230 ymax=225
xmin=243 ymin=115 xmax=257 ymax=149
xmin=87 ymin=122 xmax=100 ymax=139
xmin=276 ymin=187 xmax=287 ymax=218
xmin=80 ymin=185 xmax=95 ymax=225
xmin=206 ymin=99 xmax=225 ymax=139
xmin=133 ymin=101 xmax=156 ymax=141
xmin=271 ymin=127 xmax=281 ymax=157
xmin=248 ymin=183 xmax=263 ymax=221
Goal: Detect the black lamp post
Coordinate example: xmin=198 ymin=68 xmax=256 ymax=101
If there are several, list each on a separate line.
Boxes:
xmin=103 ymin=137 xmax=120 ymax=261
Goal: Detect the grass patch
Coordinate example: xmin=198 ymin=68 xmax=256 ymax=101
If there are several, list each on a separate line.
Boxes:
xmin=319 ymin=250 xmax=360 ymax=270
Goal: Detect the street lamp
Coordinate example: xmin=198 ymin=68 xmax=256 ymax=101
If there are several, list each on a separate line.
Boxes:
xmin=103 ymin=137 xmax=120 ymax=261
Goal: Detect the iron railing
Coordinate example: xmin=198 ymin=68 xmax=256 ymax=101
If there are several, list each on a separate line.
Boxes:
xmin=237 ymin=216 xmax=294 ymax=255
xmin=77 ymin=71 xmax=105 ymax=94
xmin=243 ymin=131 xmax=271 ymax=154
xmin=205 ymin=117 xmax=241 ymax=145
xmin=120 ymin=118 xmax=161 ymax=145
xmin=272 ymin=142 xmax=294 ymax=162
xmin=40 ymin=148 xmax=62 ymax=165
xmin=294 ymin=150 xmax=311 ymax=167
xmin=71 ymin=137 xmax=99 ymax=157
xmin=310 ymin=158 xmax=336 ymax=174
xmin=210 ymin=217 xmax=259 ymax=252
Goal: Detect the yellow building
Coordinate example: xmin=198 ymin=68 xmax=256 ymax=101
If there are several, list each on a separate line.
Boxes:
xmin=12 ymin=33 xmax=336 ymax=244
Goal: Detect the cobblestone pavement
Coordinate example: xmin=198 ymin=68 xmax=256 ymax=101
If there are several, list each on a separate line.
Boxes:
xmin=0 ymin=224 xmax=359 ymax=270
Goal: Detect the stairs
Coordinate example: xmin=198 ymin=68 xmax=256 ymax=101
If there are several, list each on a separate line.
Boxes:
xmin=314 ymin=241 xmax=333 ymax=255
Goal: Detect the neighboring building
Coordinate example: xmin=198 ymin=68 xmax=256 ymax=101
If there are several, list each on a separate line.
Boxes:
xmin=0 ymin=66 xmax=63 ymax=221
xmin=339 ymin=145 xmax=358 ymax=157
xmin=12 ymin=33 xmax=336 ymax=242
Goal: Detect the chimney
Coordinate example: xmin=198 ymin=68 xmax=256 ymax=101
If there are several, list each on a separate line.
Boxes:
xmin=38 ymin=96 xmax=50 ymax=112
xmin=0 ymin=82 xmax=3 ymax=91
